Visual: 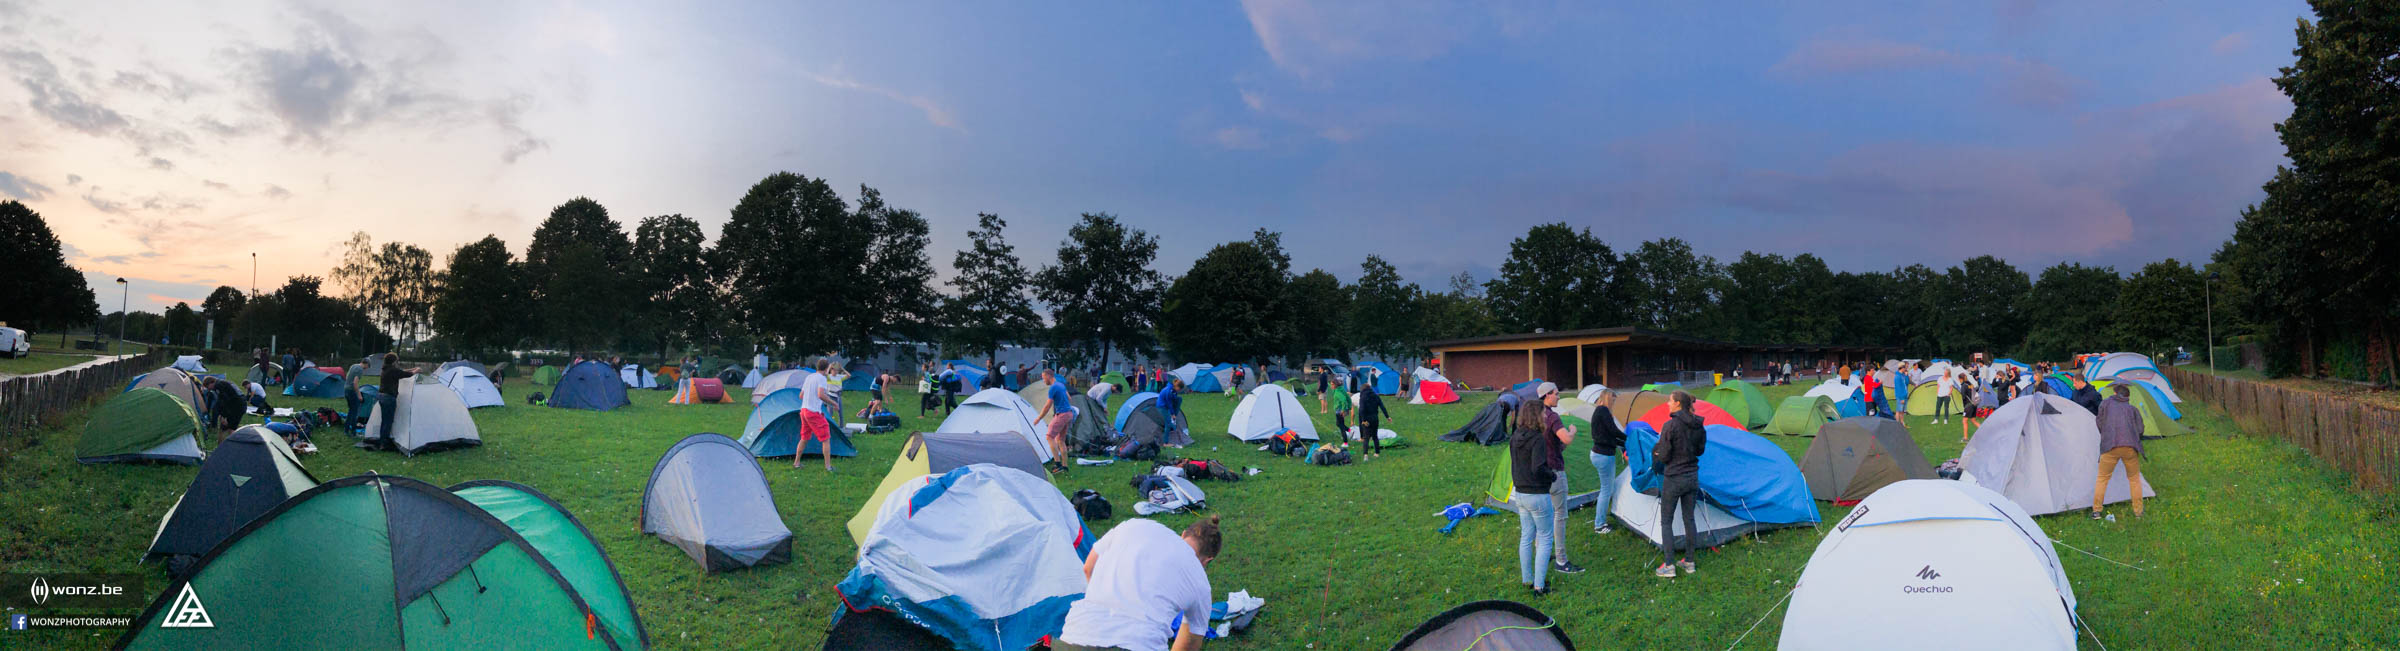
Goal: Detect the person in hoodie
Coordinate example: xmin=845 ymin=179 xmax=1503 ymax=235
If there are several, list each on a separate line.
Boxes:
xmin=1507 ymin=382 xmax=1575 ymax=595
xmin=2093 ymin=384 xmax=2147 ymax=519
xmin=1653 ymin=391 xmax=1707 ymax=578
xmin=1354 ymin=374 xmax=1394 ymax=459
xmin=1586 ymin=401 xmax=1628 ymax=535
xmin=2070 ymin=376 xmax=2105 ymax=415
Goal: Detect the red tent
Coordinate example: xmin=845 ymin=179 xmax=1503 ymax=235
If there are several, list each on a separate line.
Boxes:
xmin=1414 ymin=381 xmax=1460 ymax=404
xmin=1637 ymin=399 xmax=1744 ymax=431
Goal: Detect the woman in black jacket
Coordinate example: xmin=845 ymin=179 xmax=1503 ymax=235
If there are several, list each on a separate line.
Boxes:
xmin=1654 ymin=391 xmax=1707 ymax=578
xmin=1587 ymin=404 xmax=1627 ymax=534
xmin=1508 ymin=386 xmax=1573 ymax=595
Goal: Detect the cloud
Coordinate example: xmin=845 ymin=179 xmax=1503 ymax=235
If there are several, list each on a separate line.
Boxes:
xmin=110 ymin=68 xmax=205 ymax=101
xmin=148 ymin=156 xmax=175 ymax=171
xmin=263 ymin=184 xmax=291 ymax=200
xmin=83 ymin=187 xmax=127 ymax=214
xmin=1239 ymin=0 xmax=1495 ymax=79
xmin=2212 ymin=32 xmax=2250 ymax=55
xmin=1212 ymin=126 xmax=1266 ymax=150
xmin=202 ymin=179 xmax=232 ymax=191
xmin=0 ymin=171 xmax=54 ymax=200
xmin=488 ymin=94 xmax=548 ymax=163
xmin=802 ymin=70 xmax=963 ymax=131
xmin=1769 ymin=37 xmax=2085 ymax=108
xmin=65 ymin=173 xmax=81 ymax=185
xmin=233 ymin=8 xmax=544 ymax=161
xmin=2 ymin=48 xmax=132 ymax=135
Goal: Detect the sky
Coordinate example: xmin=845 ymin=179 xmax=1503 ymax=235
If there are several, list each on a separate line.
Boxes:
xmin=1 ymin=0 xmax=2308 ymax=314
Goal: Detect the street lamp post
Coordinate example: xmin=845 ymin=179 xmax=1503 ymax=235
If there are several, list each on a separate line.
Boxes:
xmin=2206 ymin=271 xmax=2220 ymax=371
xmin=251 ymin=252 xmax=257 ymax=298
xmin=115 ymin=277 xmax=129 ymax=348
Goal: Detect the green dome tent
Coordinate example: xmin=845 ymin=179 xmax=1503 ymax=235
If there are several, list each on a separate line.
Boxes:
xmin=532 ymin=364 xmax=564 ymax=386
xmin=1905 ymin=382 xmax=1965 ymax=417
xmin=78 ymin=388 xmax=205 ymax=465
xmin=1703 ymin=380 xmax=1773 ymax=429
xmin=2123 ymin=385 xmax=2190 ymax=438
xmin=114 ymin=475 xmax=648 ymax=651
xmin=1763 ymin=395 xmax=1841 ymax=436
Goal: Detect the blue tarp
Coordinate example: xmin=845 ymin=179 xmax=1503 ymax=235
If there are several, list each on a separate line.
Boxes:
xmin=741 ymin=388 xmax=854 ymax=458
xmin=1356 ymin=361 xmax=1400 ymax=395
xmin=549 ymin=360 xmax=630 ymax=411
xmin=1623 ymin=422 xmax=1820 ymax=525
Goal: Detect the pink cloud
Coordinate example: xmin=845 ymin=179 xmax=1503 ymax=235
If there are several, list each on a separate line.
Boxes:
xmin=1769 ymin=37 xmax=2085 ymax=109
xmin=2212 ymin=32 xmax=2250 ymax=55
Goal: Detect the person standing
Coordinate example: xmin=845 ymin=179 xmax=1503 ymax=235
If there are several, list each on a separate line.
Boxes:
xmin=1507 ymin=382 xmax=1573 ymax=595
xmin=1654 ymin=391 xmax=1706 ymax=578
xmin=2070 ymin=376 xmax=2103 ymax=415
xmin=1034 ymin=368 xmax=1076 ymax=474
xmin=794 ymin=359 xmax=836 ymax=472
xmin=1586 ymin=402 xmax=1627 ymax=534
xmin=1327 ymin=378 xmax=1353 ymax=445
xmin=1934 ymin=368 xmax=1957 ymax=425
xmin=376 ymin=353 xmax=415 ymax=438
xmin=1160 ymin=378 xmax=1187 ymax=442
xmin=1317 ymin=365 xmax=1333 ymax=413
xmin=1861 ymin=368 xmax=1887 ymax=418
xmin=2093 ymin=384 xmax=2147 ymax=519
xmin=1355 ymin=377 xmax=1394 ymax=459
xmin=1055 ymin=516 xmax=1221 ymax=651
xmin=1532 ymin=383 xmax=1585 ymax=575
xmin=918 ymin=362 xmax=939 ymax=417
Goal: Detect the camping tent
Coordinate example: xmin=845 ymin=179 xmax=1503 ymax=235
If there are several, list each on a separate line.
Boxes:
xmin=1611 ymin=422 xmax=1819 ymax=548
xmin=835 ymin=465 xmax=1090 ymax=651
xmin=1800 ymin=417 xmax=1935 ymax=502
xmin=2122 ymin=384 xmax=2190 ymax=437
xmin=935 ymin=388 xmax=1053 ymax=462
xmin=1169 ymin=362 xmax=1208 ymax=386
xmin=2100 ymin=367 xmax=2182 ymax=402
xmin=715 ymin=364 xmax=746 ymax=385
xmin=1635 ymin=399 xmax=1745 ymax=431
xmin=532 ymin=364 xmax=563 ymax=386
xmin=1802 ymin=381 xmax=1867 ymax=417
xmin=1440 ymin=399 xmax=1513 ymax=445
xmin=1061 ymin=394 xmax=1115 ymax=454
xmin=1017 ymin=378 xmax=1056 ymax=409
xmin=1357 ymin=361 xmax=1400 ymax=394
xmin=127 ymin=367 xmax=207 ymax=411
xmin=740 ymin=366 xmax=762 ymax=388
xmin=939 ymin=361 xmax=990 ymax=390
xmin=1388 ymin=601 xmax=1575 ymax=651
xmin=1780 ymin=480 xmax=2079 ymax=651
xmin=2083 ymin=352 xmax=2157 ymax=383
xmin=2112 ymin=378 xmax=2183 ymax=419
xmin=1904 ymin=381 xmax=1965 ymax=417
xmin=1913 ymin=361 xmax=1955 ymax=384
xmin=1099 ymin=371 xmax=1129 ymax=393
xmin=640 ymin=433 xmax=794 ymax=572
xmin=281 ymin=366 xmax=347 ymax=398
xmin=655 ymin=365 xmax=682 ymax=384
xmin=173 ymin=355 xmax=207 ymax=373
xmin=1575 ymin=384 xmax=1609 ymax=405
xmin=146 ymin=425 xmax=319 ymax=562
xmin=437 ymin=360 xmax=489 ymax=377
xmin=847 ymin=431 xmax=1054 ymax=544
xmin=1114 ymin=392 xmax=1192 ymax=448
xmin=1189 ymin=363 xmax=1236 ymax=393
xmin=1764 ymin=395 xmax=1842 ymax=436
xmin=1412 ymin=379 xmax=1461 ymax=405
xmin=752 ymin=369 xmax=809 ymax=404
xmin=1607 ymin=390 xmax=1670 ymax=428
xmin=245 ymin=363 xmax=282 ymax=386
xmin=1703 ymin=380 xmax=1773 ymax=429
xmin=113 ymin=475 xmax=649 ymax=651
xmin=620 ymin=363 xmax=659 ymax=389
xmin=78 ymin=388 xmax=205 ymax=465
xmin=668 ymin=378 xmax=733 ymax=404
xmin=842 ymin=361 xmax=880 ymax=391
xmin=550 ymin=360 xmax=631 ymax=411
xmin=438 ymin=366 xmax=504 ymax=409
xmin=361 ymin=375 xmax=483 ymax=456
xmin=1483 ymin=451 xmax=1602 ymax=511
xmin=1228 ymin=383 xmax=1317 ymax=442
xmin=740 ymin=388 xmax=856 ymax=458
xmin=1960 ymin=393 xmax=2155 ymax=516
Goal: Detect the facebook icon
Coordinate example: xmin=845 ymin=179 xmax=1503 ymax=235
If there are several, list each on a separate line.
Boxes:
xmin=9 ymin=613 xmax=26 ymax=630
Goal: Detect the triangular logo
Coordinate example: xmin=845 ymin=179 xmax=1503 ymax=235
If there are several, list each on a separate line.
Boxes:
xmin=228 ymin=475 xmax=251 ymax=487
xmin=161 ymin=583 xmax=214 ymax=628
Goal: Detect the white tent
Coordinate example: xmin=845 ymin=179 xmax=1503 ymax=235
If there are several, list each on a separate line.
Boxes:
xmin=1170 ymin=362 xmax=1210 ymax=386
xmin=751 ymin=369 xmax=808 ymax=404
xmin=362 ymin=375 xmax=483 ymax=456
xmin=1781 ymin=479 xmax=2079 ymax=651
xmin=1803 ymin=380 xmax=1861 ymax=402
xmin=1228 ymin=383 xmax=1316 ymax=442
xmin=437 ymin=366 xmax=505 ymax=409
xmin=842 ymin=465 xmax=1089 ymax=650
xmin=933 ymin=388 xmax=1053 ymax=462
xmin=741 ymin=367 xmax=762 ymax=388
xmin=620 ymin=363 xmax=658 ymax=389
xmin=640 ymin=433 xmax=792 ymax=572
xmin=1962 ymin=393 xmax=2155 ymax=516
xmin=1914 ymin=361 xmax=1956 ymax=384
xmin=1575 ymin=384 xmax=1610 ymax=405
xmin=172 ymin=355 xmax=208 ymax=372
xmin=1606 ymin=470 xmax=1778 ymax=549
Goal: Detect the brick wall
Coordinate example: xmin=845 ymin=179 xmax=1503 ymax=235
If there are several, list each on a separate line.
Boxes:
xmin=1442 ymin=350 xmax=1527 ymax=390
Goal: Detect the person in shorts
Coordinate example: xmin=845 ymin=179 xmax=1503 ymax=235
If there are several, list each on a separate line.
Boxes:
xmin=1034 ymin=367 xmax=1075 ymax=474
xmin=795 ymin=358 xmax=837 ymax=471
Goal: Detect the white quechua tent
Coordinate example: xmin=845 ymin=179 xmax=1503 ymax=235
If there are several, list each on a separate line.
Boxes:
xmin=361 ymin=374 xmax=483 ymax=456
xmin=1228 ymin=383 xmax=1316 ymax=442
xmin=437 ymin=366 xmax=504 ymax=408
xmin=1961 ymin=393 xmax=2155 ymax=516
xmin=934 ymin=388 xmax=1053 ymax=462
xmin=1781 ymin=479 xmax=2080 ymax=651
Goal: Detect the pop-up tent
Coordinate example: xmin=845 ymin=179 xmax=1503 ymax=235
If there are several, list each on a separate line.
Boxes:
xmin=1961 ymin=393 xmax=2156 ymax=516
xmin=1611 ymin=422 xmax=1819 ymax=548
xmin=751 ymin=369 xmax=810 ymax=404
xmin=841 ymin=361 xmax=880 ymax=392
xmin=1061 ymin=394 xmax=1115 ymax=454
xmin=361 ymin=375 xmax=483 ymax=456
xmin=1357 ymin=361 xmax=1400 ymax=394
xmin=280 ymin=366 xmax=347 ymax=398
xmin=1800 ymin=417 xmax=1935 ymax=503
xmin=114 ymin=475 xmax=650 ymax=651
xmin=2100 ymin=378 xmax=2184 ymax=420
xmin=940 ymin=360 xmax=990 ymax=391
xmin=1781 ymin=480 xmax=2079 ymax=651
xmin=1169 ymin=362 xmax=1209 ymax=386
xmin=936 ymin=388 xmax=1052 ymax=462
xmin=1228 ymin=383 xmax=1317 ymax=442
xmin=531 ymin=364 xmax=563 ymax=386
xmin=620 ymin=363 xmax=659 ymax=389
xmin=1636 ymin=399 xmax=1745 ymax=431
xmin=1114 ymin=392 xmax=1191 ymax=448
xmin=2083 ymin=352 xmax=2156 ymax=383
xmin=146 ymin=425 xmax=319 ymax=563
xmin=127 ymin=367 xmax=206 ymax=411
xmin=2118 ymin=383 xmax=2190 ymax=437
xmin=1017 ymin=378 xmax=1056 ymax=410
xmin=437 ymin=360 xmax=489 ymax=377
xmin=835 ymin=465 xmax=1090 ymax=651
xmin=1904 ymin=381 xmax=1965 ymax=417
xmin=1764 ymin=395 xmax=1842 ymax=436
xmin=1483 ymin=450 xmax=1603 ymax=511
xmin=1411 ymin=366 xmax=1460 ymax=405
xmin=1389 ymin=600 xmax=1575 ymax=651
xmin=1440 ymin=399 xmax=1513 ymax=445
xmin=641 ymin=433 xmax=794 ymax=572
xmin=1189 ymin=363 xmax=1236 ymax=393
xmin=438 ymin=366 xmax=505 ymax=409
xmin=1803 ymin=381 xmax=1867 ymax=417
xmin=1703 ymin=380 xmax=1773 ymax=429
xmin=550 ymin=360 xmax=631 ymax=411
xmin=714 ymin=364 xmax=746 ymax=385
xmin=246 ymin=362 xmax=283 ymax=386
xmin=78 ymin=388 xmax=205 ymax=465
xmin=847 ymin=432 xmax=1054 ymax=545
xmin=740 ymin=388 xmax=855 ymax=458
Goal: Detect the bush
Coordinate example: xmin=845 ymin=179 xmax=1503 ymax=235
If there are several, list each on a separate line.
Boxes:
xmin=2326 ymin=333 xmax=2369 ymax=382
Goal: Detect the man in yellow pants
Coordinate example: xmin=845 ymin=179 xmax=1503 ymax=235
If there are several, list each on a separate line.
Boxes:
xmin=2092 ymin=384 xmax=2147 ymax=519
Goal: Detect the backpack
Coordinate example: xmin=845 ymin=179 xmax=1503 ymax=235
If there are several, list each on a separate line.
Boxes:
xmin=1265 ymin=431 xmax=1301 ymax=456
xmin=1114 ymin=439 xmax=1160 ymax=461
xmin=1311 ymin=448 xmax=1352 ymax=466
xmin=1179 ymin=459 xmax=1240 ymax=482
xmin=1071 ymin=489 xmax=1112 ymax=521
xmin=866 ymin=412 xmax=901 ymax=433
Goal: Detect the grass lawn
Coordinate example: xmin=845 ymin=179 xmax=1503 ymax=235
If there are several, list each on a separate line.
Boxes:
xmin=1 ymin=377 xmax=2394 ymax=649
xmin=0 ymin=352 xmax=103 ymax=376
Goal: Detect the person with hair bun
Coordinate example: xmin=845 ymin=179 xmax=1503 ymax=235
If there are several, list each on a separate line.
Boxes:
xmin=1652 ymin=390 xmax=1707 ymax=578
xmin=1058 ymin=516 xmax=1222 ymax=651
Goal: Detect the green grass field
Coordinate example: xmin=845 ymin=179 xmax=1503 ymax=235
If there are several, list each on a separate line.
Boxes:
xmin=0 ymin=352 xmax=101 ymax=376
xmin=2 ymin=377 xmax=2394 ymax=649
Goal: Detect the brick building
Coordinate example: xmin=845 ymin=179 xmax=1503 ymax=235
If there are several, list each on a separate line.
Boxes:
xmin=1425 ymin=327 xmax=1899 ymax=390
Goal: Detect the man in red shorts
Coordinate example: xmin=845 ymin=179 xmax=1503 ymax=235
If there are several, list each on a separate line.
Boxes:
xmin=795 ymin=358 xmax=837 ymax=471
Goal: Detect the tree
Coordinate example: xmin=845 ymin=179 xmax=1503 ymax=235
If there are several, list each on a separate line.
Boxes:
xmin=433 ymin=236 xmax=532 ymax=356
xmin=1719 ymin=252 xmax=1796 ymax=344
xmin=714 ymin=173 xmax=876 ymax=360
xmin=162 ymin=303 xmax=199 ymax=345
xmin=2019 ymin=263 xmax=2121 ymax=361
xmin=374 ymin=242 xmax=437 ymax=343
xmin=1346 ymin=255 xmax=1422 ymax=362
xmin=1622 ymin=238 xmax=1724 ymax=335
xmin=1159 ymin=239 xmax=1289 ymax=364
xmin=1416 ymin=272 xmax=1499 ymax=353
xmin=628 ymin=215 xmax=716 ymax=355
xmin=945 ymin=213 xmax=1042 ymax=360
xmin=199 ymin=286 xmax=247 ymax=332
xmin=0 ymin=200 xmax=99 ymax=331
xmin=1936 ymin=256 xmax=2030 ymax=355
xmin=1484 ymin=223 xmax=1619 ymax=333
xmin=526 ymin=197 xmax=631 ymax=350
xmin=1032 ymin=213 xmax=1163 ymax=370
xmin=1284 ymin=269 xmax=1349 ymax=363
xmin=857 ymin=186 xmax=943 ymax=355
xmin=2113 ymin=260 xmax=2207 ymax=358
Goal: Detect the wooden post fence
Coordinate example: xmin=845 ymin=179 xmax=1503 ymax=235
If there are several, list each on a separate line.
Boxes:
xmin=0 ymin=351 xmax=165 ymax=447
xmin=2162 ymin=366 xmax=2397 ymax=495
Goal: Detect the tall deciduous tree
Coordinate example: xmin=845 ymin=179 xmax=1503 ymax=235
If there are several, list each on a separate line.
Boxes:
xmin=1159 ymin=238 xmax=1289 ymax=364
xmin=162 ymin=302 xmax=199 ymax=346
xmin=1033 ymin=213 xmax=1162 ymax=370
xmin=1416 ymin=272 xmax=1499 ymax=353
xmin=629 ymin=214 xmax=716 ymax=355
xmin=945 ymin=213 xmax=1042 ymax=360
xmin=199 ymin=286 xmax=246 ymax=332
xmin=527 ymin=197 xmax=630 ymax=350
xmin=1942 ymin=255 xmax=2031 ymax=355
xmin=1346 ymin=255 xmax=1421 ymax=362
xmin=433 ymin=236 xmax=531 ymax=356
xmin=858 ymin=186 xmax=943 ymax=356
xmin=0 ymin=200 xmax=99 ymax=331
xmin=2019 ymin=263 xmax=2121 ymax=361
xmin=715 ymin=173 xmax=876 ymax=360
xmin=2112 ymin=260 xmax=2206 ymax=358
xmin=1622 ymin=238 xmax=1724 ymax=335
xmin=1284 ymin=269 xmax=1349 ymax=363
xmin=1484 ymin=223 xmax=1619 ymax=333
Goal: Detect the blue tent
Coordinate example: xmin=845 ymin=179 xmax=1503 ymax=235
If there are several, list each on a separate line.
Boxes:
xmin=282 ymin=366 xmax=346 ymax=398
xmin=1114 ymin=392 xmax=1159 ymax=430
xmin=841 ymin=361 xmax=880 ymax=392
xmin=1189 ymin=363 xmax=1235 ymax=393
xmin=1930 ymin=357 xmax=1953 ymax=364
xmin=1356 ymin=361 xmax=1400 ymax=395
xmin=548 ymin=360 xmax=631 ymax=411
xmin=1993 ymin=358 xmax=2032 ymax=372
xmin=2119 ymin=378 xmax=2184 ymax=420
xmin=740 ymin=388 xmax=855 ymax=458
xmin=1624 ymin=422 xmax=1820 ymax=527
xmin=1508 ymin=378 xmax=1546 ymax=393
xmin=2043 ymin=376 xmax=2072 ymax=396
xmin=940 ymin=360 xmax=989 ymax=390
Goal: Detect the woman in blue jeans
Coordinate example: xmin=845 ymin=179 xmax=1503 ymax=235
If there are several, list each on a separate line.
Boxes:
xmin=1586 ymin=404 xmax=1627 ymax=533
xmin=1508 ymin=383 xmax=1575 ymax=595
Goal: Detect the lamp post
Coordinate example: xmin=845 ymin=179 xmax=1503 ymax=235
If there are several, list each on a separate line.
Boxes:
xmin=114 ymin=277 xmax=129 ymax=348
xmin=2206 ymin=271 xmax=2220 ymax=371
xmin=250 ymin=252 xmax=257 ymax=298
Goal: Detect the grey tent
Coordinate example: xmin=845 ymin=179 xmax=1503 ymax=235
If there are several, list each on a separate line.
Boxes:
xmin=1800 ymin=416 xmax=1936 ymax=503
xmin=1440 ymin=400 xmax=1513 ymax=445
xmin=360 ymin=374 xmax=483 ymax=456
xmin=847 ymin=431 xmax=1056 ymax=544
xmin=1063 ymin=394 xmax=1116 ymax=454
xmin=146 ymin=425 xmax=320 ymax=564
xmin=1389 ymin=600 xmax=1574 ymax=651
xmin=641 ymin=433 xmax=793 ymax=572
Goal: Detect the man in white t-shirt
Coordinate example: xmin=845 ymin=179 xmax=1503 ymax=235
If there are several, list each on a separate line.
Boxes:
xmin=1056 ymin=516 xmax=1222 ymax=651
xmin=795 ymin=358 xmax=837 ymax=471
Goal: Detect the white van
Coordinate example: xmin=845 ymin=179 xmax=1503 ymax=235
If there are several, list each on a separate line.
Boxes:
xmin=0 ymin=326 xmax=29 ymax=358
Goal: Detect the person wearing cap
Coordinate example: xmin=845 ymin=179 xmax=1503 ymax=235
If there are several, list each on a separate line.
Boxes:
xmin=1507 ymin=381 xmax=1577 ymax=595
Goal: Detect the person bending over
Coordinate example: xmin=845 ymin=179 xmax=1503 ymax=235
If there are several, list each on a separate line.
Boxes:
xmin=1056 ymin=516 xmax=1221 ymax=651
xmin=1033 ymin=368 xmax=1076 ymax=474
